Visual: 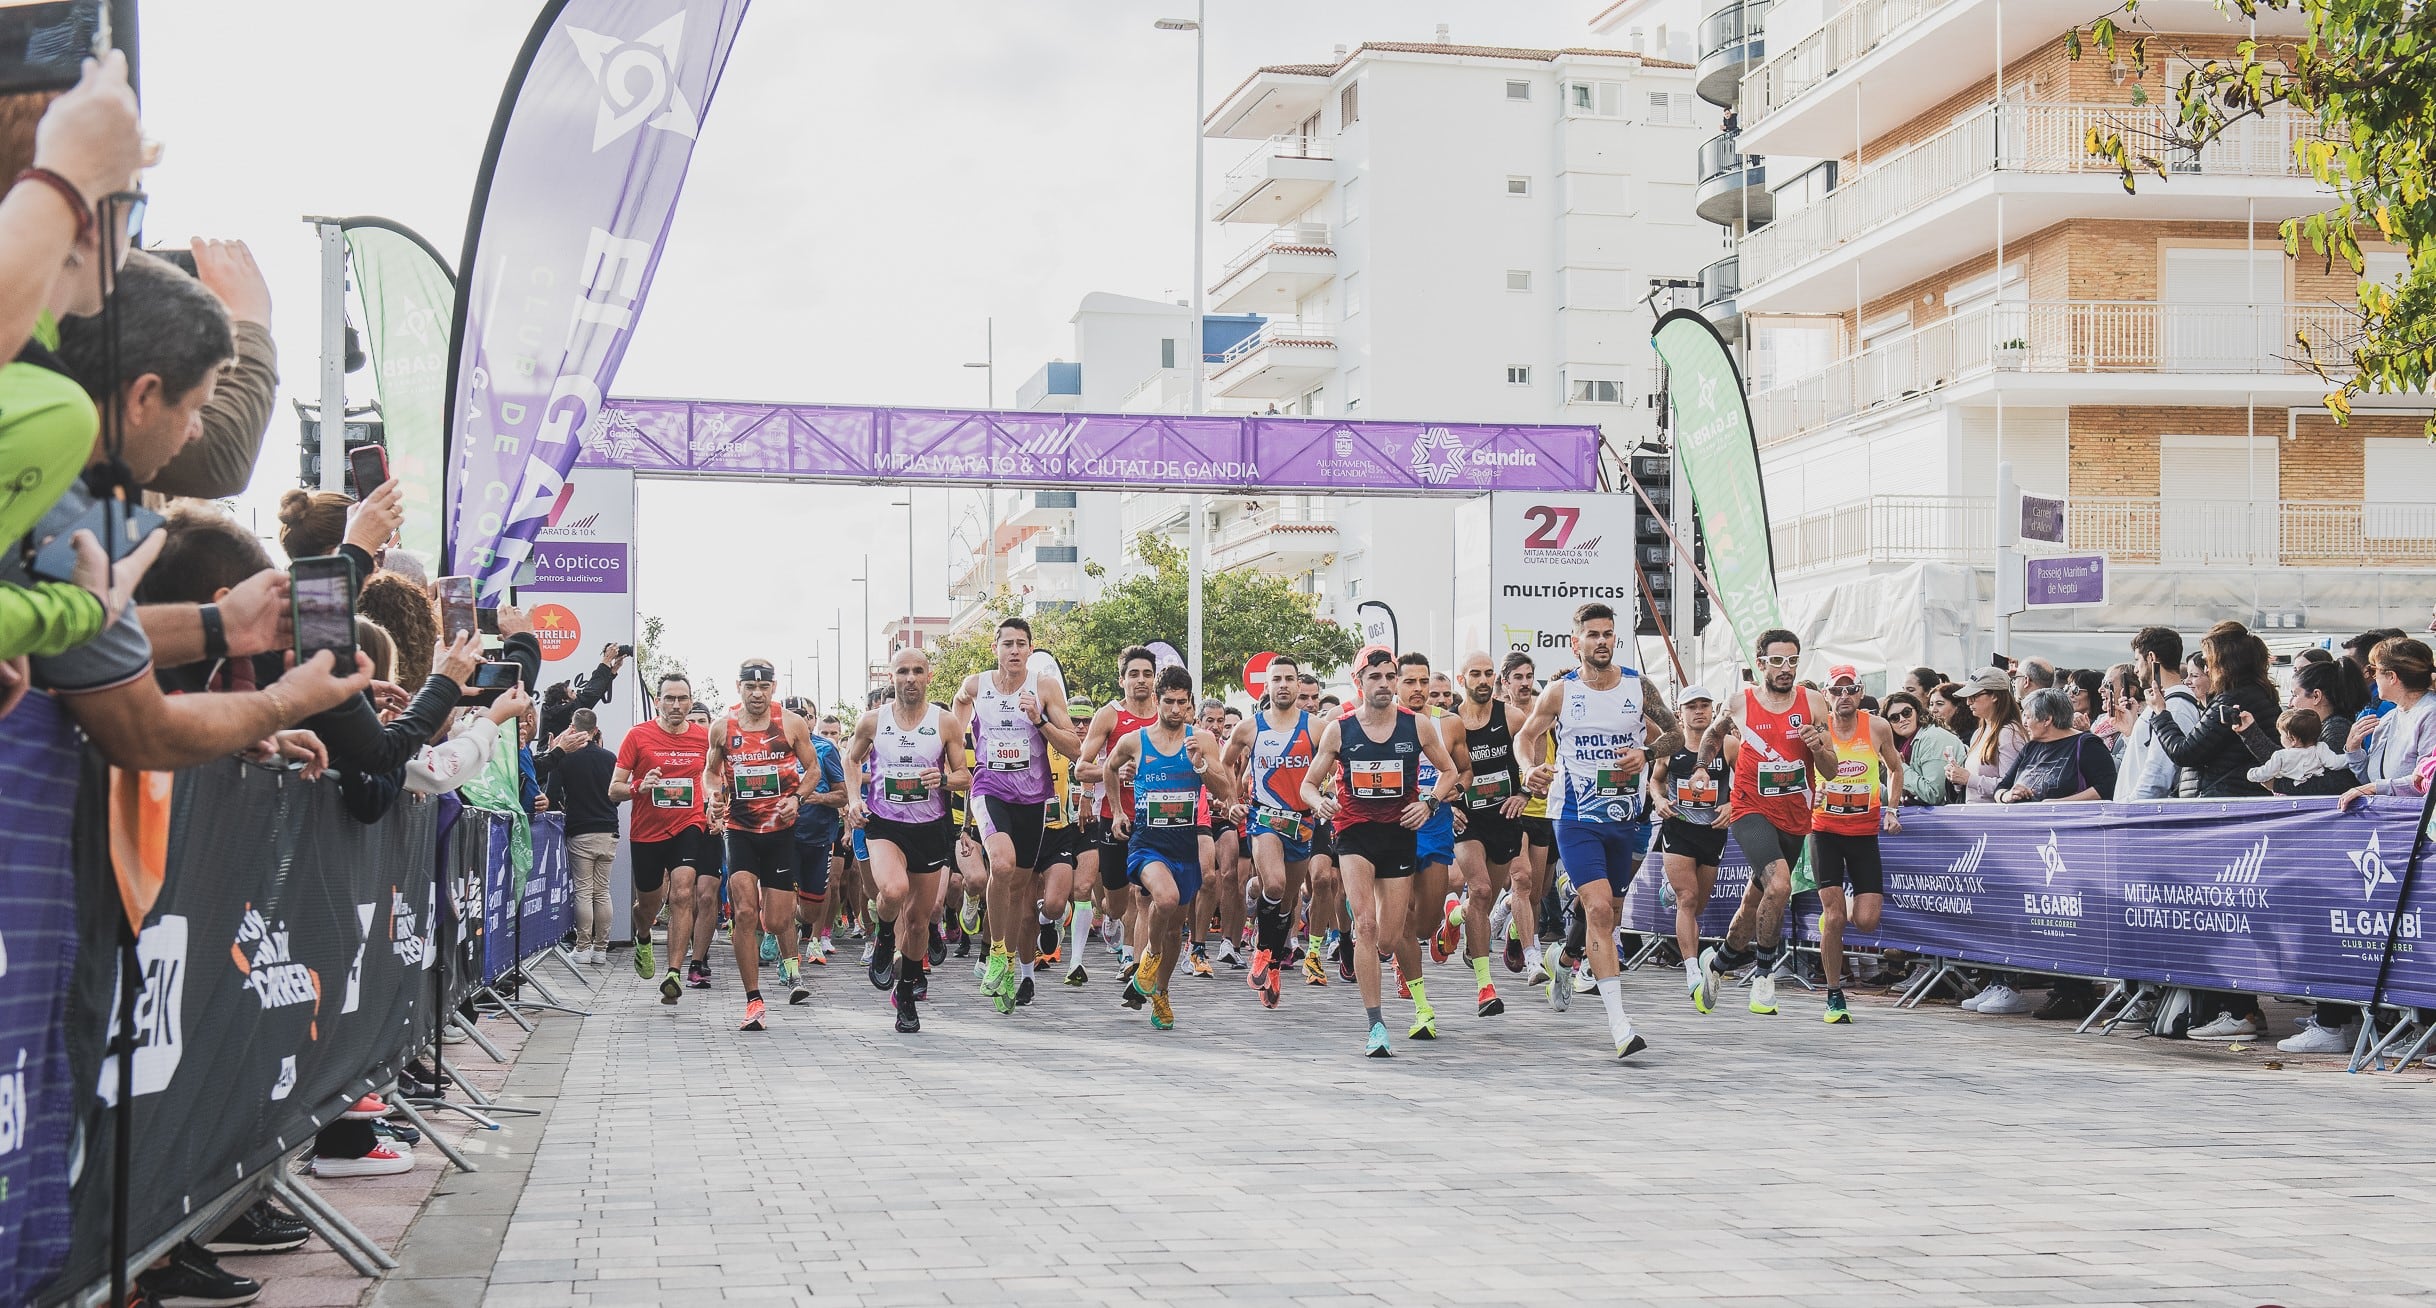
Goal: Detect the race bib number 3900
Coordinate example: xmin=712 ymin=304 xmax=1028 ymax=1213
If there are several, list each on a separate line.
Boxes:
xmin=987 ymin=738 xmax=1032 ymax=772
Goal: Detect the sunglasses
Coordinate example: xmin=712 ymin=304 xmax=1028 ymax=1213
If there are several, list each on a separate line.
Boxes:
xmin=1828 ymin=684 xmax=1863 ymax=696
xmin=1887 ymin=708 xmax=1916 ymax=721
xmin=1758 ymin=654 xmax=1799 ymax=668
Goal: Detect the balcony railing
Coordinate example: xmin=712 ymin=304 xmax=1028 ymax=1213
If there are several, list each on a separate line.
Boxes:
xmin=1212 ymin=133 xmax=1332 ymax=212
xmin=1753 ymin=299 xmax=2362 ymax=444
xmin=1740 ymin=100 xmax=2317 ymax=285
xmin=1210 ymin=320 xmax=1337 ymax=374
xmin=1211 ymin=222 xmax=1335 ymax=299
xmin=1771 ymin=494 xmax=2436 ymax=574
xmin=1743 ymin=0 xmax=1959 ymax=122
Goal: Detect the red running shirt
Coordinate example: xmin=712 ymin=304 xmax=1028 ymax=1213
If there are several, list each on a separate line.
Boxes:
xmin=720 ymin=714 xmax=802 ymax=835
xmin=618 ymin=720 xmax=710 ymax=844
xmin=1729 ymin=687 xmax=1816 ymax=837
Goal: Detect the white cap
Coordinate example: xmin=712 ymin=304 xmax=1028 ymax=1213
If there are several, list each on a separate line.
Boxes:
xmin=1677 ymin=683 xmax=1718 ymax=705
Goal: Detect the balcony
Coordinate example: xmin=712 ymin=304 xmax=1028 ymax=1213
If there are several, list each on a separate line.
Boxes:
xmin=1006 ymin=489 xmax=1077 ymax=529
xmin=1212 ymin=134 xmax=1335 ymax=225
xmin=1699 ymin=255 xmax=1742 ymax=340
xmin=1015 ymin=360 xmax=1081 ymax=411
xmin=1773 ymin=493 xmax=2436 ymax=576
xmin=1737 ymin=100 xmax=2326 ymax=313
xmin=1695 ymin=0 xmax=1768 ymax=109
xmin=1211 ymin=223 xmax=1336 ymax=314
xmin=1737 ymin=0 xmax=2311 ymax=159
xmin=1695 ymin=131 xmax=1772 ymax=229
xmin=1213 ymin=501 xmax=1339 ymax=572
xmin=1208 ymin=320 xmax=1337 ymax=399
xmin=1753 ymin=299 xmax=2362 ymax=445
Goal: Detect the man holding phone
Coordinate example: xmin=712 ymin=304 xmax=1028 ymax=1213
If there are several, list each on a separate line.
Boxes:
xmin=2121 ymin=626 xmax=2200 ymax=800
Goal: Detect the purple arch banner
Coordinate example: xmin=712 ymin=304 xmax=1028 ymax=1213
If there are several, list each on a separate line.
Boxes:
xmin=571 ymin=399 xmax=1598 ymax=495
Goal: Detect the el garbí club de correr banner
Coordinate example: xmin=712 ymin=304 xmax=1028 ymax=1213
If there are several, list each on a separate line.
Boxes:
xmin=1652 ymin=308 xmax=1782 ymax=657
xmin=445 ymin=0 xmax=751 ymax=596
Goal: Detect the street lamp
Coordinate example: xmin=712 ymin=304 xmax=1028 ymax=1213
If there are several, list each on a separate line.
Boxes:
xmin=850 ymin=558 xmax=870 ymax=698
xmin=962 ymin=317 xmax=994 ymax=408
xmin=892 ymin=496 xmax=914 ymax=653
xmin=1155 ymin=5 xmax=1208 ymax=691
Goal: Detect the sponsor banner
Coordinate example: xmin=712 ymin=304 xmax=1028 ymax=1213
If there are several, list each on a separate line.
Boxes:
xmin=571 ymin=401 xmax=1599 ymax=495
xmin=482 ymin=812 xmax=520 ymax=984
xmin=1488 ymin=493 xmax=1637 ymax=677
xmin=342 ymin=219 xmax=455 ymax=567
xmin=523 ymin=470 xmax=637 ymax=765
xmin=1652 ymin=309 xmax=1781 ymax=660
xmin=1621 ymin=838 xmax=1755 ymax=941
xmin=522 ymin=815 xmax=574 ymax=950
xmin=446 ymin=0 xmax=753 ymax=596
xmin=0 ymin=695 xmax=82 ymax=1304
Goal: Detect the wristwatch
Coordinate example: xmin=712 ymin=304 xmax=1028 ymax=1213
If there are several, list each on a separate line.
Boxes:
xmin=198 ymin=603 xmax=229 ymax=661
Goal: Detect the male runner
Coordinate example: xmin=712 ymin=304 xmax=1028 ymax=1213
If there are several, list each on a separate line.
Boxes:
xmin=1034 ymin=732 xmax=1085 ymax=980
xmin=1194 ymin=698 xmax=1243 ymax=976
xmin=1428 ymin=672 xmax=1457 ymax=713
xmin=1225 ymin=653 xmax=1318 ymax=1009
xmin=1649 ymin=685 xmax=1731 ymax=1012
xmin=843 ymin=648 xmax=972 ymax=1034
xmin=1806 ymin=664 xmax=1904 ymax=1024
xmin=952 ymin=617 xmax=1080 ymax=1013
xmin=704 ymin=660 xmax=826 ymax=1029
xmin=1517 ymin=604 xmax=1658 ymax=1060
xmin=1696 ymin=628 xmax=1836 ymax=1017
xmin=608 ymin=673 xmax=714 ymax=1004
xmin=1294 ymin=670 xmax=1342 ymax=986
xmin=1452 ymin=652 xmax=1527 ymax=1017
xmin=1303 ymin=648 xmax=1460 ymax=1057
xmin=1501 ymin=652 xmax=1555 ymax=982
xmin=1104 ymin=666 xmax=1235 ymax=1030
xmin=1076 ymin=646 xmax=1160 ymax=979
xmin=1396 ymin=654 xmax=1470 ymax=988
xmin=797 ymin=714 xmax=851 ymax=963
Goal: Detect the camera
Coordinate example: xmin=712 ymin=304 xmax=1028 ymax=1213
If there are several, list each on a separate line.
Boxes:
xmin=617 ymin=644 xmax=635 ymax=658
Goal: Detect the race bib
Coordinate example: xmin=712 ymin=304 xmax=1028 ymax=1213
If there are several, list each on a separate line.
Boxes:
xmin=1467 ymin=771 xmax=1515 ymax=808
xmin=987 ymin=736 xmax=1033 ymax=772
xmin=882 ymin=766 xmax=931 ymax=803
xmin=1350 ymin=759 xmax=1405 ymax=798
xmin=1144 ymin=789 xmax=1197 ymax=828
xmin=649 ymin=777 xmax=696 ymax=809
xmin=734 ymin=764 xmax=783 ymax=799
xmin=1758 ymin=759 xmax=1808 ymax=798
xmin=1821 ymin=781 xmax=1874 ymax=816
xmin=1674 ymin=774 xmax=1720 ymax=807
xmin=1592 ymin=767 xmax=1636 ymax=799
xmin=1253 ymin=807 xmax=1313 ymax=843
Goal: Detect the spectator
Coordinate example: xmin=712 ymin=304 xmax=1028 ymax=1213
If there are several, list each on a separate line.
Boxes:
xmin=540 ymin=641 xmax=626 ymax=742
xmin=2289 ymin=659 xmax=2364 ymax=767
xmin=2118 ymin=627 xmax=2202 ymax=800
xmin=2067 ymin=667 xmax=2107 ymax=738
xmin=2151 ymin=620 xmax=2278 ymax=798
xmin=2012 ymin=656 xmax=2058 ymax=702
xmin=1881 ymin=691 xmax=1962 ymax=805
xmin=408 ymin=686 xmax=532 ymax=796
xmin=332 ymin=631 xmax=479 ymax=824
xmin=358 ymin=571 xmax=439 ymax=688
xmin=2096 ymin=662 xmax=2139 ymax=763
xmin=2246 ymin=708 xmax=2351 ymax=795
xmin=1948 ymin=669 xmax=2027 ymax=803
xmin=2345 ymin=627 xmax=2408 ymax=711
xmin=145 ymin=238 xmax=280 ymax=501
xmin=1996 ymin=688 xmax=2118 ymax=803
xmin=1928 ymin=681 xmax=1971 ymax=738
xmin=2339 ymin=637 xmax=2436 ymax=808
xmin=132 ymin=503 xmax=278 ymax=694
xmin=1902 ymin=666 xmax=1945 ymax=700
xmin=276 ymin=487 xmax=348 ymax=561
xmin=1 ymin=52 xmax=141 ymax=356
xmin=544 ymin=709 xmax=618 ymax=964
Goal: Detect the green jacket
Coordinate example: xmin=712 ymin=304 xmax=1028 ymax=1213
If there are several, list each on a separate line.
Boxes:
xmin=1902 ymin=724 xmax=1967 ymax=805
xmin=0 ymin=316 xmax=106 ymax=660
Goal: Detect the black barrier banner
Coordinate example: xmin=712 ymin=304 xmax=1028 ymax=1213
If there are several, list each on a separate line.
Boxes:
xmin=0 ymin=695 xmax=83 ymax=1303
xmin=53 ymin=764 xmax=439 ymax=1299
xmin=437 ymin=797 xmax=488 ymax=1015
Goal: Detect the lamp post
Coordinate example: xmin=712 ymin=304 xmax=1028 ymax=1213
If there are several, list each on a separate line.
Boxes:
xmin=893 ymin=495 xmax=914 ymax=654
xmin=964 ymin=320 xmax=998 ymax=605
xmin=850 ymin=558 xmax=870 ymax=698
xmin=1155 ymin=6 xmax=1207 ymax=691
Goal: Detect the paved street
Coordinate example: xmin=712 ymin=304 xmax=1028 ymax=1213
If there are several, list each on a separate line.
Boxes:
xmin=448 ymin=939 xmax=2436 ymax=1308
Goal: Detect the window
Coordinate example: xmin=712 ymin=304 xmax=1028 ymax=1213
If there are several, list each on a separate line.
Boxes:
xmin=1343 ymin=272 xmax=1363 ymax=317
xmin=1506 ymin=270 xmax=1532 ymax=292
xmin=1570 ymin=378 xmax=1625 ymax=404
xmin=1568 ymin=80 xmax=1623 ymax=117
xmin=1339 ymin=80 xmax=1360 ymax=127
xmin=1344 ymin=366 xmax=1364 ymax=412
xmin=2365 ymin=439 xmax=2436 ymax=537
xmin=1505 ymin=79 xmax=1532 ymax=101
xmin=1506 ymin=366 xmax=1533 ymax=386
xmin=1646 ymin=91 xmax=1694 ymax=125
xmin=1300 ymin=385 xmax=1326 ymax=417
xmin=1160 ymin=337 xmax=1176 ymax=369
xmin=1341 ymin=176 xmax=1362 ymax=225
xmin=1506 ymin=175 xmax=1532 ymax=197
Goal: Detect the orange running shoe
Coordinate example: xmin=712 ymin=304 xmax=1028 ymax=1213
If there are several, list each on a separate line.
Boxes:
xmin=739 ymin=998 xmax=767 ymax=1031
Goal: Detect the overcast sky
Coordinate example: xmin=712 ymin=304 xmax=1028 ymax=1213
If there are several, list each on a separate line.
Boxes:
xmin=139 ymin=0 xmax=1636 ymax=704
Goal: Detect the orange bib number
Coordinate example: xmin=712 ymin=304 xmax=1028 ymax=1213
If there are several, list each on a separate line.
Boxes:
xmin=1350 ymin=759 xmax=1405 ymax=799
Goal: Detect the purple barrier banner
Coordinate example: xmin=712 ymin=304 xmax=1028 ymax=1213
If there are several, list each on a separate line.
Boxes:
xmin=0 ymin=694 xmax=81 ymax=1303
xmin=1622 ymin=841 xmax=1757 ymax=942
xmin=482 ymin=814 xmax=519 ymax=984
xmin=522 ymin=814 xmax=572 ymax=952
xmin=572 ymin=400 xmax=1599 ymax=495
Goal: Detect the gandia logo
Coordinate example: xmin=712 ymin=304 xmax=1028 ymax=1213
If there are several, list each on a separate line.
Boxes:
xmin=1412 ymin=427 xmax=1467 ymax=485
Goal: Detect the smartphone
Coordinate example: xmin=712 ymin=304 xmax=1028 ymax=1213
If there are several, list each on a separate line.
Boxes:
xmin=346 ymin=444 xmax=389 ymax=496
xmin=437 ymin=576 xmax=477 ymax=643
xmin=462 ymin=660 xmax=522 ymax=706
xmin=30 ymin=497 xmax=165 ymax=583
xmin=290 ymin=556 xmax=357 ymax=665
xmin=477 ymin=606 xmax=500 ymax=636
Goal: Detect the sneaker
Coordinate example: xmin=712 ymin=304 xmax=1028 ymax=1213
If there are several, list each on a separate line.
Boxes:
xmin=309 ymin=1143 xmax=413 ymax=1178
xmin=1260 ymin=961 xmax=1282 ymax=1009
xmin=633 ymin=939 xmax=655 ymax=979
xmin=1959 ymin=985 xmax=1992 ymax=1011
xmin=1302 ymin=947 xmax=1329 ymax=987
xmin=1688 ymin=960 xmax=1716 ymax=1015
xmin=866 ymin=944 xmax=895 ymax=992
xmin=786 ymin=965 xmax=811 ymax=1007
xmin=953 ymin=931 xmax=972 ymax=959
xmin=1824 ymin=992 xmax=1852 ymax=1025
xmin=1615 ymin=1029 xmax=1648 ymax=1060
xmin=928 ymin=926 xmax=948 ymax=967
xmin=2277 ymin=1018 xmax=2356 ymax=1054
xmin=340 ymin=1094 xmax=389 ymax=1120
xmin=1974 ymin=984 xmax=2039 ymax=1016
xmin=1335 ymin=935 xmax=1355 ymax=984
xmin=981 ymin=948 xmax=1013 ymax=1000
xmin=740 ymin=998 xmax=766 ymax=1031
xmin=1191 ymin=948 xmax=1214 ymax=979
xmin=1431 ymin=896 xmax=1461 ymax=963
xmin=1037 ymin=905 xmax=1060 ymax=961
xmin=203 ymin=1203 xmax=310 ymax=1256
xmin=1121 ymin=976 xmax=1150 ymax=1011
xmin=1504 ymin=934 xmax=1523 ymax=975
xmin=1525 ymin=952 xmax=1551 ymax=987
xmin=1409 ymin=996 xmax=1439 ymax=1040
xmin=1748 ymin=973 xmax=1779 ymax=1016
xmin=1365 ymin=1020 xmax=1393 ymax=1058
xmin=1546 ymin=955 xmax=1574 ymax=1012
xmin=686 ymin=960 xmax=711 ymax=990
xmin=1477 ymin=984 xmax=1504 ymax=1017
xmin=759 ymin=931 xmax=780 ymax=966
xmin=1016 ymin=976 xmax=1036 ymax=1007
xmin=958 ymin=896 xmax=981 ymax=936
xmin=141 ymin=1241 xmax=261 ymax=1308
xmin=1219 ymin=941 xmax=1246 ymax=970
xmin=859 ymin=940 xmax=877 ymax=966
xmin=894 ymin=992 xmax=921 ymax=1034
xmin=1249 ymin=948 xmax=1274 ymax=993
xmin=1064 ymin=961 xmax=1089 ymax=986
xmin=2119 ymin=996 xmax=2158 ymax=1026
xmin=913 ymin=968 xmax=929 ymax=1002
xmin=2188 ymin=1011 xmax=2259 ymax=1040
xmin=1149 ymin=991 xmax=1175 ymax=1030
xmin=660 ymin=970 xmax=682 ymax=1005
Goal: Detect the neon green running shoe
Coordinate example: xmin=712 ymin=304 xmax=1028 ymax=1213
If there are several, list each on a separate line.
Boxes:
xmin=1824 ymin=991 xmax=1853 ymax=1024
xmin=634 ymin=939 xmax=655 ymax=979
xmin=981 ymin=948 xmax=1013 ymax=999
xmin=1408 ymin=998 xmax=1439 ymax=1041
xmin=960 ymin=895 xmax=983 ymax=936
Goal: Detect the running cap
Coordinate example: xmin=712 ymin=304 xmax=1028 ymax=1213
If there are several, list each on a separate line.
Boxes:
xmin=738 ymin=662 xmax=777 ymax=684
xmin=1676 ymin=684 xmax=1717 ymax=705
xmin=1958 ymin=667 xmax=2011 ymax=697
xmin=1826 ymin=664 xmax=1861 ymax=687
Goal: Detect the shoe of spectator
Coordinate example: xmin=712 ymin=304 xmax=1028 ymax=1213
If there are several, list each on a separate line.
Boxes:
xmin=1958 ymin=987 xmax=1992 ymax=1011
xmin=339 ymin=1095 xmax=389 ymax=1120
xmin=203 ymin=1202 xmax=310 ymax=1255
xmin=2276 ymin=1019 xmax=2355 ymax=1054
xmin=438 ymin=1023 xmax=469 ymax=1044
xmin=2187 ymin=1011 xmax=2259 ymax=1040
xmin=139 ymin=1240 xmax=262 ymax=1307
xmin=309 ymin=1143 xmax=413 ymax=1178
xmin=2119 ymin=997 xmax=2157 ymax=1026
xmin=2032 ymin=990 xmax=2093 ymax=1021
xmin=1974 ymin=984 xmax=2038 ymax=1015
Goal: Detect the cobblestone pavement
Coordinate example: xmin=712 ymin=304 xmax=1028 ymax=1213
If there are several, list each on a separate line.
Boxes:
xmin=465 ymin=936 xmax=2436 ymax=1308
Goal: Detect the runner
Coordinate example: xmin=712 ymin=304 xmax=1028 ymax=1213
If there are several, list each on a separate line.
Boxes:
xmin=1428 ymin=671 xmax=1457 ymax=713
xmin=951 ymin=617 xmax=1081 ymax=1014
xmin=1033 ymin=732 xmax=1085 ymax=984
xmin=843 ymin=648 xmax=972 ymax=1034
xmin=1806 ymin=664 xmax=1905 ymax=1024
xmin=608 ymin=673 xmax=715 ymax=1005
xmin=1451 ymin=651 xmax=1527 ymax=1018
xmin=792 ymin=712 xmax=851 ymax=967
xmin=1303 ymin=647 xmax=1460 ymax=1057
xmin=1224 ymin=653 xmax=1318 ymax=1009
xmin=1103 ymin=666 xmax=1236 ymax=1030
xmin=1396 ymin=654 xmax=1470 ymax=996
xmin=703 ymin=659 xmax=826 ymax=1029
xmin=1502 ymin=652 xmax=1555 ymax=984
xmin=1696 ymin=628 xmax=1836 ymax=1016
xmin=1194 ymin=698 xmax=1244 ymax=977
xmin=1649 ymin=685 xmax=1731 ymax=1012
xmin=1294 ymin=670 xmax=1343 ymax=986
xmin=1076 ymin=646 xmax=1160 ymax=981
xmin=1517 ymin=603 xmax=1659 ymax=1060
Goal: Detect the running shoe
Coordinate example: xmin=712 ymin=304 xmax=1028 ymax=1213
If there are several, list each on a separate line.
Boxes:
xmin=1504 ymin=934 xmax=1523 ymax=975
xmin=954 ymin=932 xmax=972 ymax=959
xmin=1119 ymin=957 xmax=1139 ymax=985
xmin=860 ymin=940 xmax=877 ymax=967
xmin=1748 ymin=972 xmax=1779 ymax=1016
xmin=1219 ymin=941 xmax=1246 ymax=970
xmin=866 ymin=945 xmax=894 ymax=992
xmin=1036 ymin=904 xmax=1060 ymax=961
xmin=1149 ymin=990 xmax=1175 ymax=1030
xmin=1248 ymin=947 xmax=1273 ymax=993
xmin=1365 ymin=1021 xmax=1392 ymax=1058
xmin=1016 ymin=976 xmax=1036 ymax=1007
xmin=759 ymin=931 xmax=779 ymax=966
xmin=959 ymin=896 xmax=982 ymax=936
xmin=928 ymin=926 xmax=948 ymax=968
xmin=1260 ymin=962 xmax=1281 ymax=1009
xmin=1525 ymin=952 xmax=1550 ymax=987
xmin=981 ymin=948 xmax=1013 ymax=999
xmin=660 ymin=970 xmax=681 ymax=1005
xmin=1191 ymin=948 xmax=1214 ymax=979
xmin=1065 ymin=960 xmax=1089 ymax=986
xmin=1477 ymin=984 xmax=1504 ymax=1018
xmin=1302 ymin=947 xmax=1328 ymax=987
xmin=1824 ymin=991 xmax=1852 ymax=1024
xmin=1431 ymin=895 xmax=1461 ymax=963
xmin=1689 ymin=956 xmax=1717 ymax=1014
xmin=912 ymin=968 xmax=929 ymax=1001
xmin=1335 ymin=935 xmax=1355 ymax=984
xmin=1396 ymin=959 xmax=1411 ymax=1000
xmin=784 ymin=958 xmax=810 ymax=1006
xmin=818 ymin=933 xmax=835 ymax=957
xmin=894 ymin=993 xmax=921 ymax=1034
xmin=1121 ymin=976 xmax=1150 ymax=1011
xmin=634 ymin=939 xmax=655 ymax=979
xmin=1409 ymin=997 xmax=1438 ymax=1041
xmin=1546 ymin=953 xmax=1574 ymax=1012
xmin=992 ymin=975 xmax=1018 ymax=1015
xmin=1615 ymin=1031 xmax=1649 ymax=1060
xmin=740 ymin=998 xmax=766 ymax=1031
xmin=686 ymin=960 xmax=711 ymax=990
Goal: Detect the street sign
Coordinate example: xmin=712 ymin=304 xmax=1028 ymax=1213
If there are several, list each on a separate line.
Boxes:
xmin=2023 ymin=554 xmax=2107 ymax=608
xmin=2021 ymin=494 xmax=2067 ymax=545
xmin=1243 ymin=651 xmax=1279 ymax=697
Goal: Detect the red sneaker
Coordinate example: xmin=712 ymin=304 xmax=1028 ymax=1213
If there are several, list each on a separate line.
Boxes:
xmin=739 ymin=998 xmax=766 ymax=1031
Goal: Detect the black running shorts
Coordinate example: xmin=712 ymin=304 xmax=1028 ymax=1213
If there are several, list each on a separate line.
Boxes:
xmin=1455 ymin=808 xmax=1524 ymax=865
xmin=725 ymin=827 xmax=796 ymax=893
xmin=978 ymin=795 xmax=1050 ymax=868
xmin=1657 ymin=818 xmax=1729 ymax=867
xmin=631 ymin=826 xmax=716 ymax=895
xmin=864 ymin=815 xmax=954 ymax=875
xmin=1334 ymin=820 xmax=1417 ymax=880
xmin=1808 ymin=830 xmax=1886 ymax=897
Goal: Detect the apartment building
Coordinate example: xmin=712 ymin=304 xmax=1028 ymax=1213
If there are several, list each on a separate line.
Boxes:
xmin=1629 ymin=0 xmax=2433 ymax=672
xmin=986 ymin=33 xmax=1722 ymax=661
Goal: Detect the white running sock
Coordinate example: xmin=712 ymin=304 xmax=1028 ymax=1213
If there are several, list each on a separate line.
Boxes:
xmin=1597 ymin=974 xmax=1632 ymax=1043
xmin=1522 ymin=943 xmax=1544 ymax=971
xmin=1684 ymin=957 xmax=1702 ymax=990
xmin=1068 ymin=905 xmax=1095 ymax=962
xmin=1019 ymin=960 xmax=1035 ymax=982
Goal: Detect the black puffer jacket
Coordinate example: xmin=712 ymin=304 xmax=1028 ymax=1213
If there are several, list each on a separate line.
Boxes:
xmin=2151 ymin=681 xmax=2281 ymax=797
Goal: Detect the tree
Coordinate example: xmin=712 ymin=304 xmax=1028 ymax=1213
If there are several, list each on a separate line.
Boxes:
xmin=636 ymin=613 xmax=686 ymax=695
xmin=2073 ymin=0 xmax=2436 ymax=433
